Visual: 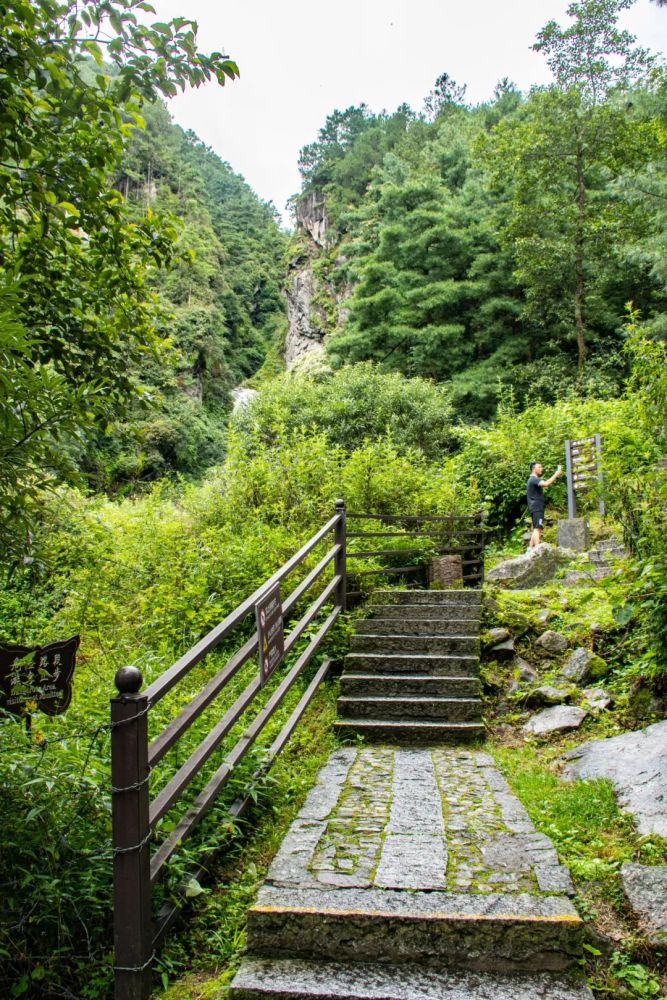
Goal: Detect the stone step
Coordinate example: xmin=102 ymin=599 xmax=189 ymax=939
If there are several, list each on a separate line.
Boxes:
xmin=343 ymin=653 xmax=480 ymax=677
xmin=229 ymin=957 xmax=594 ymax=1000
xmin=589 ymin=547 xmax=625 ymax=564
xmin=351 ymin=633 xmax=480 ymax=656
xmin=246 ymin=884 xmax=583 ymax=971
xmin=337 ymin=695 xmax=483 ymax=722
xmin=359 ymin=618 xmax=480 ymax=637
xmin=595 ymin=537 xmax=623 ymax=551
xmin=373 ymin=589 xmax=482 ymax=607
xmin=334 ymin=719 xmax=485 ymax=742
xmin=339 ymin=673 xmax=480 ymax=698
xmin=367 ymin=603 xmax=481 ymax=621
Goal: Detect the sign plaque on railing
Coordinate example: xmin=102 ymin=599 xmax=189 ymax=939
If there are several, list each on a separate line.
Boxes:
xmin=0 ymin=635 xmax=79 ymax=717
xmin=256 ymin=585 xmax=285 ymax=686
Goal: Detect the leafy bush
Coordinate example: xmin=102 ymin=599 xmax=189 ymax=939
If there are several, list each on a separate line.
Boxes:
xmin=233 ymin=363 xmax=459 ymax=460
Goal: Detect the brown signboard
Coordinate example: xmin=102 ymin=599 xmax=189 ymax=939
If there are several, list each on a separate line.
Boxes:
xmin=0 ymin=636 xmax=79 ymax=717
xmin=256 ymin=585 xmax=285 ymax=686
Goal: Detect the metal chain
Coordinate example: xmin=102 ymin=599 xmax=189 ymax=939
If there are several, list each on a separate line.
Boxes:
xmin=112 ymin=829 xmax=152 ymax=855
xmin=112 ymin=950 xmax=156 ymax=973
xmin=110 ymin=765 xmax=152 ymax=795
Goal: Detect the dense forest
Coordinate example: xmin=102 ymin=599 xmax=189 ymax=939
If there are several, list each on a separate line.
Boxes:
xmin=1 ymin=1 xmax=666 ymax=999
xmin=292 ymin=33 xmax=666 ymax=418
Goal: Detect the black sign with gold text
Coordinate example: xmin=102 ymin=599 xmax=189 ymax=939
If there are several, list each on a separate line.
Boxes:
xmin=0 ymin=636 xmax=80 ymax=717
xmin=255 ymin=586 xmax=285 ymax=686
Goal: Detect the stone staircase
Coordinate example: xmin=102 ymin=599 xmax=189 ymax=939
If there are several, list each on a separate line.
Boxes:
xmin=229 ymin=745 xmax=592 ymax=1000
xmin=564 ymin=535 xmax=628 ymax=584
xmin=226 ymin=588 xmax=592 ymax=1000
xmin=335 ymin=589 xmax=484 ymax=743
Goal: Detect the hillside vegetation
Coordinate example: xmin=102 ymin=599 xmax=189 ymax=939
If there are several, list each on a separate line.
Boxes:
xmin=0 ymin=2 xmax=666 ymax=999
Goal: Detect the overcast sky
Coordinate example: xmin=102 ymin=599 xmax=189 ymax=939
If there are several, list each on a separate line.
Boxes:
xmin=150 ymin=1 xmax=666 ymax=224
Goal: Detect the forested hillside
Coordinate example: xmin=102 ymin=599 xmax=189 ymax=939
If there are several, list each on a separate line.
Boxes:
xmin=83 ymin=100 xmax=287 ymax=488
xmin=289 ymin=16 xmax=666 ymax=419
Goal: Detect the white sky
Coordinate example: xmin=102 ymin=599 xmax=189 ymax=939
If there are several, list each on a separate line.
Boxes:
xmin=150 ymin=0 xmax=667 ymax=224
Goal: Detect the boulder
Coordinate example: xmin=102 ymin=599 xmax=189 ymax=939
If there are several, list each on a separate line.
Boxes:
xmin=486 ymin=543 xmax=573 ymax=590
xmin=581 ymin=687 xmax=612 ymax=712
xmin=485 ymin=627 xmax=510 ymax=645
xmin=526 ymin=686 xmax=571 ymax=707
xmin=515 ymin=657 xmax=539 ymax=683
xmin=535 ymin=630 xmax=569 ymax=657
xmin=491 ymin=637 xmax=515 ymax=660
xmin=535 ymin=609 xmax=552 ymax=626
xmin=560 ymin=647 xmax=607 ymax=684
xmin=523 ymin=705 xmax=587 ymax=735
xmin=620 ymin=863 xmax=667 ymax=946
xmin=562 ymin=720 xmax=667 ymax=837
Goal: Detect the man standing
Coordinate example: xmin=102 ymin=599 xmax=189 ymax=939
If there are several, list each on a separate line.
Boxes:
xmin=527 ymin=461 xmax=563 ymax=548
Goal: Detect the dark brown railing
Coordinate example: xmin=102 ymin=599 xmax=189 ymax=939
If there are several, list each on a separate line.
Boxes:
xmin=110 ymin=501 xmax=346 ymax=1000
xmin=110 ymin=501 xmax=484 ymax=998
xmin=346 ymin=510 xmax=484 ymax=601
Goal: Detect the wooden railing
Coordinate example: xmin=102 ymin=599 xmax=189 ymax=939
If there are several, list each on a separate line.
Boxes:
xmin=110 ymin=501 xmax=346 ymax=1000
xmin=346 ymin=510 xmax=484 ymax=600
xmin=110 ymin=500 xmax=484 ymax=998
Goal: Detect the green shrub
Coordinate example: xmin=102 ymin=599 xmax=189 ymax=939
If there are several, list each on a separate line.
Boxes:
xmin=233 ymin=362 xmax=459 ymax=460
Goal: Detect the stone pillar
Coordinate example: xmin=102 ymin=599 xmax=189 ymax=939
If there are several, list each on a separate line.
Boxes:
xmin=430 ymin=554 xmax=463 ymax=589
xmin=557 ymin=518 xmax=589 ymax=552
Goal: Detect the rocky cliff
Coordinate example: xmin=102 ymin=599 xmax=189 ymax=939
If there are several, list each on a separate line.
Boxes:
xmin=284 ymin=192 xmax=351 ymax=369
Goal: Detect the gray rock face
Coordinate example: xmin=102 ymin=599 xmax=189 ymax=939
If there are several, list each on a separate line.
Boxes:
xmin=285 ymin=261 xmax=327 ymax=367
xmin=526 ymin=686 xmax=571 ymax=708
xmin=562 ymin=721 xmax=667 ymax=836
xmin=523 ymin=706 xmax=587 ymax=735
xmin=535 ymin=609 xmax=552 ymax=626
xmin=557 ymin=518 xmax=590 ymax=553
xmin=560 ymin=647 xmax=606 ymax=683
xmin=486 ymin=544 xmax=573 ymax=590
xmin=536 ymin=631 xmax=569 ymax=656
xmin=295 ymin=190 xmax=329 ymax=247
xmin=581 ymin=688 xmax=612 ymax=712
xmin=620 ymin=862 xmax=667 ymax=946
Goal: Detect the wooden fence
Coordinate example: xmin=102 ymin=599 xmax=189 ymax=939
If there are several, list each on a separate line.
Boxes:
xmin=110 ymin=500 xmax=483 ymax=998
xmin=346 ymin=509 xmax=484 ymax=600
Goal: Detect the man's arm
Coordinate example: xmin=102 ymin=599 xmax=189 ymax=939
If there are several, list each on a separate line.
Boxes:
xmin=539 ymin=465 xmax=563 ymax=488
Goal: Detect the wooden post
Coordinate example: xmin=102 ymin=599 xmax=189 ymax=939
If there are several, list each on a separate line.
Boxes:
xmin=111 ymin=667 xmax=153 ymax=1000
xmin=334 ymin=498 xmax=347 ymax=612
xmin=565 ymin=440 xmax=576 ymax=519
xmin=594 ymin=433 xmax=606 ymax=516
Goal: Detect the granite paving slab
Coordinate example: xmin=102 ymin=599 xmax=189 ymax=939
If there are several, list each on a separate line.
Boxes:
xmin=246 ymin=746 xmax=581 ymax=975
xmin=229 ymin=957 xmax=594 ymax=1000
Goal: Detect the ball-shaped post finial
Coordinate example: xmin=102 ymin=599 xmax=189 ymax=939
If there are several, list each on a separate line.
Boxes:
xmin=335 ymin=498 xmax=345 ymax=510
xmin=115 ymin=665 xmax=143 ymax=695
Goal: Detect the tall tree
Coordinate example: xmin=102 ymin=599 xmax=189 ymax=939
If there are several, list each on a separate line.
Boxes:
xmin=482 ymin=0 xmax=655 ymax=370
xmin=0 ymin=0 xmax=238 ymax=559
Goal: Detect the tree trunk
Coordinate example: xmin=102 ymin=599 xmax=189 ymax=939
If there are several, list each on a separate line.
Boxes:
xmin=574 ymin=144 xmax=587 ymax=372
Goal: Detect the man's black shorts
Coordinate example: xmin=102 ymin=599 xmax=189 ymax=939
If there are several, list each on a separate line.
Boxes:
xmin=531 ymin=509 xmax=544 ymax=529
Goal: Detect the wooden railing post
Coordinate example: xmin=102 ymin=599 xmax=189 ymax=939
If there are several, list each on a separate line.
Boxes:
xmin=111 ymin=666 xmax=153 ymax=1000
xmin=334 ymin=498 xmax=347 ymax=612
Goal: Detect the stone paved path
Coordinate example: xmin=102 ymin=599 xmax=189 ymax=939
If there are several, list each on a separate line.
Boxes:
xmin=229 ymin=746 xmax=592 ymax=999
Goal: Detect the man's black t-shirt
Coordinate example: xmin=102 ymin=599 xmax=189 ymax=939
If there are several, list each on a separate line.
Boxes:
xmin=526 ymin=474 xmax=544 ymax=512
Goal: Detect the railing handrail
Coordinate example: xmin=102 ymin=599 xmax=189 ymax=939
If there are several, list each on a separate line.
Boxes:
xmin=112 ymin=502 xmax=347 ymax=1000
xmin=143 ymin=511 xmax=342 ymax=705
